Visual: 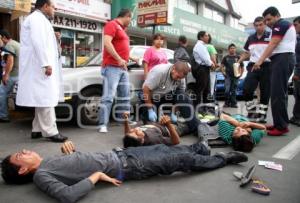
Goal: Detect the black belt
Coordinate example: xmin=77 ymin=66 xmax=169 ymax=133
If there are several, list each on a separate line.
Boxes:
xmin=113 ymin=147 xmax=128 ymax=168
xmin=270 ymin=52 xmax=294 ymax=60
xmin=199 ymin=64 xmax=211 ymax=69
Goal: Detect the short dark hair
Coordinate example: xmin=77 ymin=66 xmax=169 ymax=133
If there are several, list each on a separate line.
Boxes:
xmin=197 ymin=31 xmax=206 ymax=40
xmin=123 ymin=135 xmax=142 ymax=148
xmin=294 ymin=16 xmax=300 ymax=24
xmin=208 ymin=34 xmax=212 ymax=44
xmin=262 ymin=6 xmax=280 ymax=17
xmin=117 ymin=8 xmax=132 ymax=18
xmin=0 ymin=30 xmax=11 ymax=39
xmin=152 ymin=33 xmax=165 ymax=41
xmin=35 ymin=0 xmax=51 ymax=9
xmin=253 ymin=16 xmax=264 ymax=24
xmin=178 ymin=35 xmax=187 ymax=44
xmin=232 ymin=135 xmax=254 ymax=152
xmin=228 ymin=43 xmax=236 ymax=49
xmin=1 ymin=155 xmax=34 ymax=184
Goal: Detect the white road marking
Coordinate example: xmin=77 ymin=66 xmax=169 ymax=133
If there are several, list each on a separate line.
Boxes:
xmin=273 ymin=136 xmax=300 ymax=160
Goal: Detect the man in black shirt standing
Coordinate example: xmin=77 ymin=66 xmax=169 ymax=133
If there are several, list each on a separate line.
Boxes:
xmin=238 ymin=17 xmax=271 ymax=123
xmin=221 ymin=44 xmax=244 ymax=108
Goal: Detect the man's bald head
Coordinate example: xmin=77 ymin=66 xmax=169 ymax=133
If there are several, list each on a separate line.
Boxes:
xmin=171 ymin=61 xmax=190 ymax=81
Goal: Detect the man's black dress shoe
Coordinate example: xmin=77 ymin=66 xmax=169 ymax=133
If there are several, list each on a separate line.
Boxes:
xmin=217 ymin=151 xmax=248 ymax=164
xmin=31 ymin=132 xmax=42 ymax=139
xmin=48 ymin=134 xmax=68 ymax=143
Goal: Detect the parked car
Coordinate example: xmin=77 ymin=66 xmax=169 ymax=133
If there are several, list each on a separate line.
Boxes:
xmin=10 ymin=46 xmax=176 ymax=126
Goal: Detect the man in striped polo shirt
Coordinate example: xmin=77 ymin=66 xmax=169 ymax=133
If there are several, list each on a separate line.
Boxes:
xmin=238 ymin=17 xmax=271 ymax=123
xmin=253 ymin=7 xmax=296 ymax=136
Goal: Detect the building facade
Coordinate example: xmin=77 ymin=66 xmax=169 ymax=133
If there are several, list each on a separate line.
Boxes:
xmin=111 ymin=0 xmax=248 ymax=58
xmin=1 ymin=0 xmax=111 ymax=68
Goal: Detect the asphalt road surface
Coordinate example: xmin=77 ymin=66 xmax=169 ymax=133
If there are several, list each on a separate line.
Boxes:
xmin=0 ymin=97 xmax=299 ymax=203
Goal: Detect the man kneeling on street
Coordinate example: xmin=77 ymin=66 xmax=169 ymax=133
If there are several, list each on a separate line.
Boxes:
xmin=141 ymin=61 xmax=198 ymax=132
xmin=1 ymin=141 xmax=247 ymax=203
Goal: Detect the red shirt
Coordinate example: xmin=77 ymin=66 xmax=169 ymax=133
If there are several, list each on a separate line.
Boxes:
xmin=102 ymin=19 xmax=130 ymax=67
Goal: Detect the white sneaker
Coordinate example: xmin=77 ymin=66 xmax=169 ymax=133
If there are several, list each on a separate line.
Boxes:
xmin=98 ymin=126 xmax=108 ymax=133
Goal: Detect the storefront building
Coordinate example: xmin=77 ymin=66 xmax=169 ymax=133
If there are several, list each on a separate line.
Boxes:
xmin=1 ymin=0 xmax=111 ymax=68
xmin=0 ymin=0 xmax=31 ymax=41
xmin=51 ymin=0 xmax=111 ymax=68
xmin=111 ymin=0 xmax=248 ymax=58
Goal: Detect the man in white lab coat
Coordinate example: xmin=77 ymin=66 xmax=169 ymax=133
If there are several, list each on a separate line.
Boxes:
xmin=16 ymin=0 xmax=67 ymax=142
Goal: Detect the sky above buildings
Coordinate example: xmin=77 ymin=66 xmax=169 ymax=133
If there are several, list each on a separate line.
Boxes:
xmin=232 ymin=0 xmax=300 ymax=23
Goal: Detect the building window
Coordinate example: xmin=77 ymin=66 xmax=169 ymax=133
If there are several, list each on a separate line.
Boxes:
xmin=59 ymin=29 xmax=101 ymax=68
xmin=203 ymin=5 xmax=225 ymax=24
xmin=176 ymin=0 xmax=197 ymax=14
xmin=76 ymin=32 xmax=101 ymax=67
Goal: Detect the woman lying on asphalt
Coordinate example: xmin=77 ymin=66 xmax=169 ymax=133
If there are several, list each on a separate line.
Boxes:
xmin=218 ymin=113 xmax=266 ymax=152
xmin=1 ymin=141 xmax=248 ymax=203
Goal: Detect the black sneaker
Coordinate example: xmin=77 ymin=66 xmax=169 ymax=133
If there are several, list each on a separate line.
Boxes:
xmin=217 ymin=151 xmax=248 ymax=164
xmin=0 ymin=117 xmax=10 ymax=123
xmin=290 ymin=117 xmax=300 ymax=127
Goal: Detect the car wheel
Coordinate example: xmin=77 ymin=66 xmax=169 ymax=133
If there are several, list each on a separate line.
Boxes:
xmin=76 ymin=87 xmax=102 ymax=126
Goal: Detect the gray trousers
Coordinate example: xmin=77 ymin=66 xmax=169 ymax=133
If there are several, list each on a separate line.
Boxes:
xmin=32 ymin=107 xmax=59 ymax=137
xmin=293 ymin=80 xmax=300 ymax=120
xmin=270 ymin=53 xmax=294 ymax=129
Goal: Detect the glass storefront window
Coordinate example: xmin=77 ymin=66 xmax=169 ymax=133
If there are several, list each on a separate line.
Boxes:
xmin=76 ymin=32 xmax=101 ymax=67
xmin=58 ymin=28 xmax=101 ymax=68
xmin=60 ymin=29 xmax=75 ymax=68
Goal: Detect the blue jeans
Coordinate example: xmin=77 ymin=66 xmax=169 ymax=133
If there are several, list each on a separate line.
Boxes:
xmin=99 ymin=66 xmax=130 ymax=126
xmin=116 ymin=143 xmax=226 ymax=180
xmin=224 ymin=76 xmax=238 ymax=105
xmin=0 ymin=76 xmax=18 ymax=118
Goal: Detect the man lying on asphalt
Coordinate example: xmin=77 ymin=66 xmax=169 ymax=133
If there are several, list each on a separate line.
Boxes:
xmin=1 ymin=141 xmax=248 ymax=203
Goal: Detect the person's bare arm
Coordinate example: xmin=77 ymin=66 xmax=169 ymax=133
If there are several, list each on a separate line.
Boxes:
xmin=160 ymin=116 xmax=180 ymax=145
xmin=253 ymin=37 xmax=281 ymax=71
xmin=220 ymin=64 xmax=226 ymax=76
xmin=143 ymin=62 xmax=149 ymax=79
xmin=143 ymin=85 xmax=153 ymax=109
xmin=123 ymin=112 xmax=131 ymax=134
xmin=220 ymin=113 xmax=240 ymax=127
xmin=247 ymin=122 xmax=266 ymax=130
xmin=210 ymin=54 xmax=217 ymax=70
xmin=2 ymin=55 xmax=14 ymax=85
xmin=104 ymin=35 xmax=127 ymax=68
xmin=237 ymin=51 xmax=250 ymax=64
xmin=89 ymin=172 xmax=122 ymax=186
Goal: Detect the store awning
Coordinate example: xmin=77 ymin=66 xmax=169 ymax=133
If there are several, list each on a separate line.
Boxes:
xmin=0 ymin=0 xmax=31 ymax=21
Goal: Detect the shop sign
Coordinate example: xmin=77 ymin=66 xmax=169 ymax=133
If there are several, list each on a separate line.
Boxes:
xmin=14 ymin=0 xmax=31 ymax=12
xmin=137 ymin=0 xmax=174 ymax=27
xmin=52 ymin=15 xmax=102 ymax=33
xmin=0 ymin=0 xmax=30 ymax=12
xmin=55 ymin=0 xmax=111 ymax=21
